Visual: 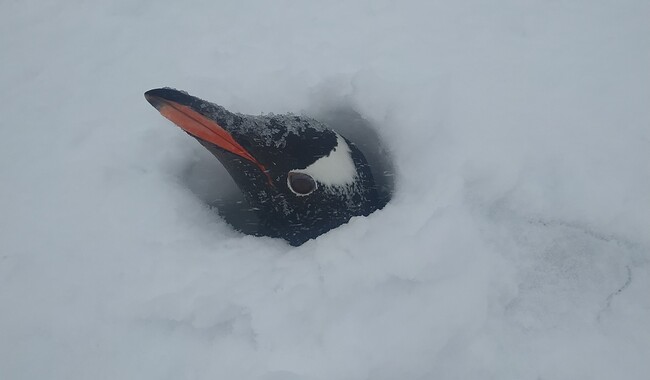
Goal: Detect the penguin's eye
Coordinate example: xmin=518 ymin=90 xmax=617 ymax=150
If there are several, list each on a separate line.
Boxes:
xmin=287 ymin=172 xmax=317 ymax=196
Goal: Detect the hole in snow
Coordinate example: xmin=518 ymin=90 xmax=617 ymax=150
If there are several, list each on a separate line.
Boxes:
xmin=178 ymin=101 xmax=395 ymax=235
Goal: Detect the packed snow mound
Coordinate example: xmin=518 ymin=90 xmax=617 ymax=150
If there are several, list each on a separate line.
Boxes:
xmin=1 ymin=1 xmax=649 ymax=379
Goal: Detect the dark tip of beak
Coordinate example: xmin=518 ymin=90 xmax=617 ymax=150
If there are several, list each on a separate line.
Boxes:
xmin=144 ymin=90 xmax=164 ymax=110
xmin=144 ymin=88 xmax=193 ymax=110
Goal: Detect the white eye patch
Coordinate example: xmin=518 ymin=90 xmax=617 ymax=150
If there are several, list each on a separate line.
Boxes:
xmin=290 ymin=133 xmax=357 ymax=187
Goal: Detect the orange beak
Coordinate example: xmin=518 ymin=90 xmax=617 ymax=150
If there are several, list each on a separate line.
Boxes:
xmin=145 ymin=89 xmax=269 ymax=179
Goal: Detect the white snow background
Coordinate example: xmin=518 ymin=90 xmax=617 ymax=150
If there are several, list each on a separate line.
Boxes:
xmin=1 ymin=0 xmax=649 ymax=379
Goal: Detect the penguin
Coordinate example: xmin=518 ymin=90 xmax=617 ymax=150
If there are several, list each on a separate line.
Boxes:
xmin=144 ymin=88 xmax=388 ymax=246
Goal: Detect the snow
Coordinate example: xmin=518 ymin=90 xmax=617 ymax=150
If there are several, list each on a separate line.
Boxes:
xmin=1 ymin=0 xmax=649 ymax=379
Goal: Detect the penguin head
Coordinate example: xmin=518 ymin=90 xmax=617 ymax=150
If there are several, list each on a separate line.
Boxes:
xmin=145 ymin=88 xmax=380 ymax=246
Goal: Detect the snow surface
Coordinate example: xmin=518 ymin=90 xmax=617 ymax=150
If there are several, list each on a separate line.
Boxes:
xmin=1 ymin=0 xmax=649 ymax=379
